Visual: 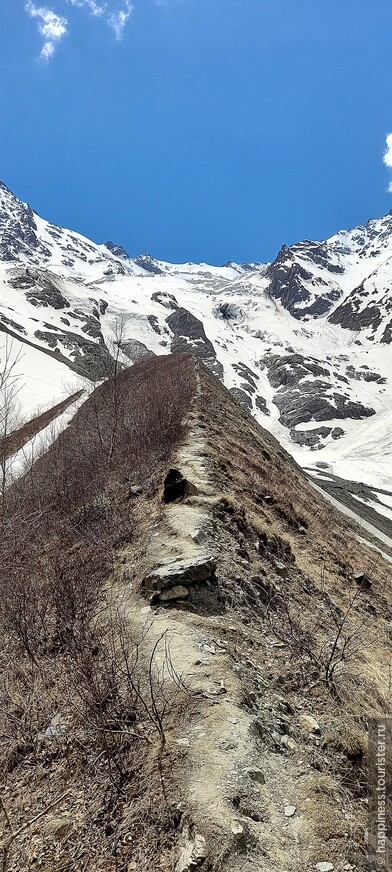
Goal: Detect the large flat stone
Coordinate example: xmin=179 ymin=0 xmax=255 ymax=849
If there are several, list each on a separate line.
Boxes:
xmin=144 ymin=555 xmax=216 ymax=592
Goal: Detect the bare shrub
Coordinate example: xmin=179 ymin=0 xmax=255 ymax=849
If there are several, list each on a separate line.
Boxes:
xmin=266 ymin=573 xmax=369 ymax=697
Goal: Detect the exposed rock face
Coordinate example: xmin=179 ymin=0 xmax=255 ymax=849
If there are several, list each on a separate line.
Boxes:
xmin=213 ymin=301 xmax=245 ymax=322
xmin=262 ymin=353 xmax=376 ymax=429
xmin=166 ymin=307 xmax=223 ymax=379
xmin=290 ymin=427 xmax=331 ymax=448
xmin=0 ymin=181 xmax=51 ymax=262
xmin=328 ymin=269 xmax=392 ymax=344
xmin=104 ymin=240 xmax=130 ymax=259
xmin=229 ymin=387 xmax=252 ymax=411
xmin=135 ymin=253 xmax=164 ymax=274
xmin=8 ymin=266 xmax=70 ymax=309
xmin=274 ymin=383 xmax=375 ymax=429
xmin=255 ymin=395 xmax=270 ymax=415
xmin=118 ymin=338 xmax=155 ymax=363
xmin=151 ymin=291 xmax=178 ymax=309
xmin=265 ymin=244 xmax=342 ymax=318
xmin=329 ymin=288 xmax=383 ymax=333
xmin=34 ymin=327 xmax=115 ymax=379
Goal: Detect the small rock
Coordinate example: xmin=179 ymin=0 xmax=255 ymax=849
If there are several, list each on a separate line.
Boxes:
xmin=158 ymin=585 xmax=189 ymax=602
xmin=281 ymin=735 xmax=296 ymax=751
xmin=128 ymin=485 xmax=142 ymax=497
xmin=300 ymin=714 xmax=320 ymax=734
xmin=192 ymin=529 xmax=206 ymax=545
xmin=176 ymin=828 xmax=206 ymax=872
xmin=44 ymin=714 xmax=66 ymax=740
xmin=284 ymin=805 xmax=296 ymax=817
xmin=275 ymin=561 xmax=288 ymax=577
xmin=315 ymin=863 xmax=334 ymax=872
xmin=231 ymin=821 xmax=244 ymax=838
xmin=244 ymin=766 xmax=265 ymax=784
xmin=353 ymin=571 xmax=372 ymax=589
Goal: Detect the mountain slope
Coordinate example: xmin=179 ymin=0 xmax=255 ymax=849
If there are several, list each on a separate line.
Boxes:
xmin=0 ymin=180 xmax=391 ymax=503
xmin=1 ymin=352 xmax=391 ymax=872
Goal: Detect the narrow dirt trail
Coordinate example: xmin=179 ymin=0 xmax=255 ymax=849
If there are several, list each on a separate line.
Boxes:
xmin=112 ymin=366 xmax=323 ymax=872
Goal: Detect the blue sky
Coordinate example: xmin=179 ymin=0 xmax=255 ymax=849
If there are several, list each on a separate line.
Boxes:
xmin=1 ymin=0 xmax=392 ymax=264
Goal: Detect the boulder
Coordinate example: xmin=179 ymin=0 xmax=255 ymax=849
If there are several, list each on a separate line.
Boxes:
xmin=144 ymin=556 xmax=216 ymax=593
xmin=163 ymin=468 xmax=198 ymax=503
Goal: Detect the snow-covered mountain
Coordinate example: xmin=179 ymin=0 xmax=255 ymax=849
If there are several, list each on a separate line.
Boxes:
xmin=0 ymin=179 xmax=391 ymax=497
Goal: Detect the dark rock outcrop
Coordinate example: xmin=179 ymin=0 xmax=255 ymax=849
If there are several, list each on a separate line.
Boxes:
xmin=166 ymin=307 xmax=223 ymax=379
xmin=163 ymin=469 xmax=198 ymax=503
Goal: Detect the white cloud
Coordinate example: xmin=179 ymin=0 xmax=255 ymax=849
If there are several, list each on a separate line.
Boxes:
xmin=26 ymin=0 xmax=133 ymax=60
xmin=68 ymin=0 xmax=106 ymax=16
xmin=384 ymin=133 xmax=392 ymax=169
xmin=383 ymin=134 xmax=392 ymax=193
xmin=26 ymin=2 xmax=68 ymax=59
xmin=41 ymin=40 xmax=56 ymax=59
xmin=108 ymin=0 xmax=134 ymax=40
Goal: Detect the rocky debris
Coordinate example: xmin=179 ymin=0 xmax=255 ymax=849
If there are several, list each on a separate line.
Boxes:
xmin=300 ymin=714 xmax=320 ymax=734
xmin=382 ymin=318 xmax=392 ymax=343
xmin=353 ymin=571 xmax=372 ymax=589
xmin=163 ymin=468 xmax=199 ymax=503
xmin=315 ymin=863 xmax=334 ymax=872
xmin=143 ymin=555 xmax=216 ymax=594
xmin=34 ymin=328 xmax=116 ymax=380
xmin=166 ymin=307 xmax=223 ymax=379
xmin=264 ymin=353 xmax=330 ymax=389
xmin=0 ymin=313 xmax=27 ymax=334
xmin=284 ymin=805 xmax=296 ymax=817
xmin=176 ymin=823 xmax=207 ymax=872
xmin=274 ymin=561 xmax=288 ymax=577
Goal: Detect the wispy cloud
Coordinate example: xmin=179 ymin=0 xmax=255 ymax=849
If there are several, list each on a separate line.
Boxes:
xmin=26 ymin=0 xmax=133 ymax=60
xmin=383 ymin=134 xmax=392 ymax=192
xmin=26 ymin=1 xmax=68 ymax=60
xmin=108 ymin=1 xmax=134 ymax=40
xmin=67 ymin=0 xmax=106 ymax=16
